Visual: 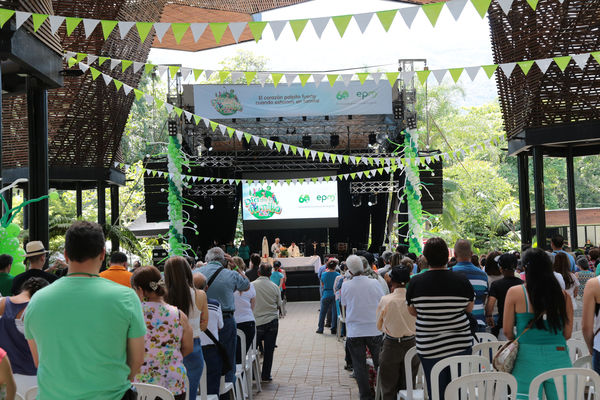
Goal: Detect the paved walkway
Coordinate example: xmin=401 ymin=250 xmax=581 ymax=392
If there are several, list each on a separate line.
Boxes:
xmin=254 ymin=301 xmax=360 ymax=400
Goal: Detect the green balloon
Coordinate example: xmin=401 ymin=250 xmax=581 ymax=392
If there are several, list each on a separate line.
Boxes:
xmin=10 ymin=262 xmax=25 ymax=277
xmin=5 ymin=223 xmax=20 ymax=237
xmin=48 ymin=191 xmax=59 ymax=201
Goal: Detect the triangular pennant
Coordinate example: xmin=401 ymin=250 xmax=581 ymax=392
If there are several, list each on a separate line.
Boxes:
xmin=464 ymin=66 xmax=480 ymax=81
xmin=65 ymin=17 xmax=82 ymax=35
xmin=204 ymin=70 xmax=214 ymax=80
xmin=154 ymin=22 xmax=171 ymax=42
xmin=144 ymin=63 xmax=155 ymax=74
xmin=260 ymin=137 xmax=268 ymax=146
xmin=553 ymin=56 xmax=571 ymax=72
xmin=353 ymin=13 xmax=373 ymax=34
xmin=446 ymin=0 xmax=468 ymax=20
xmin=481 ymin=64 xmax=498 ymax=78
xmin=90 ymin=68 xmax=101 ymax=80
xmin=101 ymin=20 xmax=117 ymax=39
xmin=82 ymin=18 xmax=99 ymax=38
xmin=244 ymin=71 xmax=256 ymax=84
xmin=32 ymin=13 xmax=48 ymax=32
xmin=164 ymin=103 xmax=174 ymax=114
xmin=15 ymin=11 xmax=31 ymax=29
xmin=87 ymin=54 xmax=98 ymax=64
xmin=535 ymin=58 xmax=553 ymax=74
xmin=122 ymin=84 xmax=133 ymax=95
xmin=289 ymin=19 xmax=308 ymax=41
xmin=356 ymin=72 xmax=369 ymax=84
xmin=385 ymin=72 xmax=399 ymax=86
xmin=78 ymin=62 xmax=89 ymax=73
xmin=285 ymin=73 xmax=297 ymax=86
xmin=209 ymin=121 xmax=219 ymax=131
xmin=341 ymin=74 xmax=352 ymax=86
xmin=172 ymin=106 xmax=182 ymax=117
xmin=572 ymin=53 xmax=590 ymax=70
xmin=310 ymin=17 xmax=329 ymax=38
xmin=331 ymin=15 xmax=352 ymax=37
xmin=121 ymin=59 xmax=133 ymax=72
xmin=131 ymin=61 xmax=143 ymax=73
xmin=275 ymin=142 xmax=283 ymax=152
xmin=416 ymin=70 xmax=430 ymax=85
xmin=135 ymin=21 xmax=153 ymax=42
xmin=244 ymin=132 xmax=252 ymax=143
xmin=169 ymin=65 xmax=180 ymax=78
xmin=247 ymin=21 xmax=267 ymax=42
xmin=209 ymin=22 xmax=228 ymax=43
xmin=517 ymin=60 xmax=534 ymax=75
xmin=432 ymin=69 xmax=447 ymax=84
xmin=109 ymin=58 xmax=120 ymax=70
xmin=500 ymin=62 xmax=517 ymax=77
xmin=376 ymin=10 xmax=396 ymax=32
xmin=102 ymin=73 xmax=112 ymax=86
xmin=526 ymin=0 xmax=538 ymax=10
xmin=290 ymin=145 xmax=297 ymax=155
xmin=190 ymin=22 xmax=208 ymax=42
xmin=448 ymin=68 xmax=463 ymax=83
xmin=591 ymin=52 xmax=600 ymax=66
xmin=113 ymin=79 xmax=123 ymax=91
xmin=226 ymin=127 xmax=235 ymax=137
xmin=118 ymin=21 xmax=135 ymax=39
xmin=327 ymin=74 xmax=338 ymax=86
xmin=193 ymin=115 xmax=201 ymax=125
xmin=266 ymin=139 xmax=275 ymax=149
xmin=228 ymin=22 xmax=246 ymax=43
xmin=496 ymin=0 xmax=514 ymax=14
xmin=171 ymin=23 xmax=189 ymax=44
xmin=144 ymin=94 xmax=154 ymax=105
xmin=184 ymin=110 xmax=193 ymax=122
xmin=313 ymin=74 xmax=324 ymax=87
xmin=422 ymin=2 xmax=445 ymax=27
xmin=0 ymin=9 xmax=15 ymax=28
xmin=399 ymin=6 xmax=419 ymax=28
xmin=235 ymin=130 xmax=244 ymax=141
xmin=219 ymin=70 xmax=230 ymax=83
xmin=298 ymin=73 xmax=311 ymax=87
xmin=252 ymin=135 xmax=259 ymax=145
xmin=470 ymin=0 xmax=492 ymax=18
xmin=269 ymin=20 xmax=287 ymax=40
xmin=271 ymin=73 xmax=283 ymax=88
xmin=193 ymin=69 xmax=203 ymax=81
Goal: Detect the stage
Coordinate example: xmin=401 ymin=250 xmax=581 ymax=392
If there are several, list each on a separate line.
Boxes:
xmin=269 ymin=255 xmax=322 ymax=302
xmin=274 ymin=255 xmax=322 ymax=273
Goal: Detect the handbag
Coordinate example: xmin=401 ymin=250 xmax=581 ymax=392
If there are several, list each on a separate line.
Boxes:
xmin=493 ymin=314 xmax=541 ymax=373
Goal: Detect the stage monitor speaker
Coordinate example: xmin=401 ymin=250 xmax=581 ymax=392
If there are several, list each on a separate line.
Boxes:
xmin=420 ymin=158 xmax=443 ymax=215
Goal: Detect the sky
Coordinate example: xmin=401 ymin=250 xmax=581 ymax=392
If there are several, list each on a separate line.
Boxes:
xmin=149 ymin=0 xmax=497 ymax=108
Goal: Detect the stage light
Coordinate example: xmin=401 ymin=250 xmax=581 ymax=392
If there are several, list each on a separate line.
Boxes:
xmin=203 ymin=136 xmax=213 ymax=151
xmin=352 ymin=194 xmax=362 ymax=207
xmin=168 ymin=120 xmax=178 ymax=136
xmin=368 ymin=133 xmax=377 ymax=146
xmin=302 ymin=135 xmax=312 ymax=148
xmin=209 ymin=199 xmax=214 ymax=210
xmin=367 ymin=193 xmax=378 ymax=207
xmin=330 ymin=134 xmax=339 ymax=147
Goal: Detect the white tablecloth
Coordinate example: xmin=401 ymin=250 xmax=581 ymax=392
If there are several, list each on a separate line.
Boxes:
xmin=275 ymin=256 xmax=322 ymax=273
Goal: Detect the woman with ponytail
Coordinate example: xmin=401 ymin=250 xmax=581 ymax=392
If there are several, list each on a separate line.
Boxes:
xmin=132 ymin=265 xmax=193 ymax=400
xmin=503 ymin=248 xmax=573 ymax=399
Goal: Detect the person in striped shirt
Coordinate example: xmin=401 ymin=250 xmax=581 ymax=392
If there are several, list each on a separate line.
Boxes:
xmin=451 ymin=239 xmax=489 ymax=331
xmin=407 ymin=237 xmax=474 ymax=400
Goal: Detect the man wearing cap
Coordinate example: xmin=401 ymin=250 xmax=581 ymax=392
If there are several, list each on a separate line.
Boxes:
xmin=11 ymin=241 xmax=57 ymax=295
xmin=376 ymin=266 xmax=418 ymax=400
xmin=485 ymin=253 xmax=523 ymax=339
xmin=341 ymin=254 xmax=385 ymax=400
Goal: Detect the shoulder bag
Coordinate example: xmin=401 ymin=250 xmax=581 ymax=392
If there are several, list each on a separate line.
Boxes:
xmin=492 ymin=313 xmax=541 ymax=373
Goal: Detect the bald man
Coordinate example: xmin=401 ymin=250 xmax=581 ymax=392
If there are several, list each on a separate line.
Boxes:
xmin=452 ymin=239 xmax=488 ymax=331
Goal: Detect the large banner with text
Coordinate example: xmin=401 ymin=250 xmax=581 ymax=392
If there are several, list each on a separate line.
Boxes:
xmin=192 ymin=81 xmax=392 ymax=119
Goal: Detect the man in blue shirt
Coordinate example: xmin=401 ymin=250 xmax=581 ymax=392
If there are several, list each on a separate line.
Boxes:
xmin=316 ymin=260 xmax=340 ymax=334
xmin=193 ymin=247 xmax=250 ymax=386
xmin=551 ymin=234 xmax=577 ymax=272
xmin=451 ymin=239 xmax=488 ymax=331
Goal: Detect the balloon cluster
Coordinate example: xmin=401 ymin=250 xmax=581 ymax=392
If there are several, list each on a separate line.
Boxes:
xmin=403 ymin=130 xmax=424 ymax=256
xmin=0 ymin=190 xmax=59 ymax=276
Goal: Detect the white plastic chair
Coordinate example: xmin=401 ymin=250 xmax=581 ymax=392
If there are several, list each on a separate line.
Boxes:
xmin=475 ymin=332 xmax=498 ymax=343
xmin=472 ymin=341 xmax=507 ymax=367
xmin=528 ymin=368 xmax=600 ymax=400
xmin=198 ymin=360 xmax=219 ymax=400
xmin=445 ymin=371 xmax=518 ymax=400
xmin=24 ymin=386 xmax=38 ymax=400
xmin=249 ymin=330 xmax=262 ymax=394
xmin=236 ymin=329 xmax=249 ymax=400
xmin=133 ymin=382 xmax=175 ymax=400
xmin=574 ymin=355 xmax=592 ymax=368
xmin=571 ymin=330 xmax=584 ymax=341
xmin=336 ymin=304 xmax=346 ymax=342
xmin=430 ymin=355 xmax=491 ymax=400
xmin=567 ymin=338 xmax=590 ymax=363
xmin=219 ymin=377 xmax=238 ymax=400
xmin=398 ymin=346 xmax=426 ymax=400
xmin=15 ymin=393 xmax=24 ymax=400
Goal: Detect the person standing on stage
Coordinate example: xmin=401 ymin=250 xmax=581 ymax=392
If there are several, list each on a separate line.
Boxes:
xmin=238 ymin=240 xmax=250 ymax=266
xmin=288 ymin=242 xmax=300 ymax=258
xmin=271 ymin=238 xmax=282 ymax=258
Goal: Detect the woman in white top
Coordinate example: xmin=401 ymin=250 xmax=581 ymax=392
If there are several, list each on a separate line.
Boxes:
xmin=164 ymin=256 xmax=208 ymax=400
xmin=233 ymin=257 xmax=256 ymax=364
xmin=554 ymin=252 xmax=580 ymax=310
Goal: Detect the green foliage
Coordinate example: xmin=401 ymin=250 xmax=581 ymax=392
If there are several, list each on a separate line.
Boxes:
xmin=206 ymin=49 xmax=270 ymax=84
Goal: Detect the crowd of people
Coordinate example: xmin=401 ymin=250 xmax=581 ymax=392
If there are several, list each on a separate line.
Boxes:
xmin=2 ymin=225 xmax=600 ymax=399
xmin=316 ymin=234 xmax=600 ymax=400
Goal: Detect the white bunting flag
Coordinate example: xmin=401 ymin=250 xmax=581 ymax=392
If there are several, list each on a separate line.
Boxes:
xmin=180 ymin=67 xmax=192 ymax=81
xmin=401 ymin=71 xmax=415 ymax=82
xmin=257 ymin=72 xmax=269 ymax=86
xmin=310 ymin=150 xmax=317 ymax=160
xmin=204 ymin=70 xmax=214 ymax=80
xmin=156 ymin=65 xmax=168 ymax=78
xmin=133 ymin=62 xmax=144 ymax=73
xmin=446 ymin=0 xmax=468 ymax=20
xmin=101 ymin=73 xmax=112 ymax=86
xmin=87 ymin=55 xmax=98 ymax=65
xmin=269 ymin=20 xmax=287 ymax=40
xmin=353 ymin=12 xmax=373 ymax=34
xmin=252 ymin=135 xmax=260 ymax=145
xmin=536 ymin=58 xmax=553 ymax=74
xmin=190 ymin=23 xmax=208 ymax=42
xmin=218 ymin=124 xmax=227 ymax=135
xmin=234 ymin=130 xmax=243 ymax=141
xmin=48 ymin=15 xmax=65 ymax=34
xmin=78 ymin=62 xmax=89 ymax=73
xmin=65 ymin=51 xmax=76 ymax=60
xmin=203 ymin=118 xmax=210 ymax=128
xmin=337 ymin=155 xmax=343 ymax=163
xmin=572 ymin=53 xmax=590 ymax=70
xmin=83 ymin=19 xmax=99 ymax=38
xmin=343 ymin=174 xmax=349 ymax=180
xmin=310 ymin=17 xmax=330 ymax=38
xmin=266 ymin=140 xmax=274 ymax=149
xmin=122 ymin=84 xmax=133 ymax=95
xmin=500 ymin=62 xmax=517 ymax=77
xmin=372 ymin=72 xmax=382 ymax=85
xmin=118 ymin=21 xmax=135 ymax=39
xmin=283 ymin=144 xmax=290 ymax=153
xmin=432 ymin=69 xmax=447 ymax=84
xmin=465 ymin=66 xmax=480 ymax=81
xmin=313 ymin=74 xmax=324 ymax=87
xmin=384 ymin=167 xmax=391 ymax=173
xmin=109 ymin=58 xmax=120 ymax=70
xmin=341 ymin=74 xmax=353 ymax=87
xmin=153 ymin=23 xmax=170 ymax=42
xmin=144 ymin=94 xmax=154 ymax=105
xmin=349 ymin=156 xmax=357 ymax=164
xmin=228 ymin=22 xmax=246 ymax=43
xmin=14 ymin=12 xmax=31 ymax=29
xmin=165 ymin=103 xmax=173 ymax=114
xmin=399 ymin=6 xmax=419 ymax=28
xmin=285 ymin=73 xmax=297 ymax=86
xmin=230 ymin=72 xmax=243 ymax=83
xmin=496 ymin=0 xmax=514 ymax=15
xmin=357 ymin=172 xmax=363 ymax=178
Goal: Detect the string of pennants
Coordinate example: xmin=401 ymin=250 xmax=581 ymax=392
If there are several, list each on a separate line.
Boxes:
xmin=0 ymin=0 xmax=561 ymax=45
xmin=74 ymin=58 xmax=504 ymax=168
xmin=66 ymin=50 xmax=600 ymax=87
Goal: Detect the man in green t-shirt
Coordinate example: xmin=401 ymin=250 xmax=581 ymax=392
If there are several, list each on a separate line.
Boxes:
xmin=25 ymin=221 xmax=146 ymax=400
xmin=0 ymin=254 xmax=13 ymax=296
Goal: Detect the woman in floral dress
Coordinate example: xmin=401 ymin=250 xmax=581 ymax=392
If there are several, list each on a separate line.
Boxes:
xmin=131 ymin=266 xmax=193 ymax=400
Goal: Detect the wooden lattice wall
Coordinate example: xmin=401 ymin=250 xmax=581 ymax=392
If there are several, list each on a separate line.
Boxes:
xmin=488 ymin=0 xmax=600 ymax=138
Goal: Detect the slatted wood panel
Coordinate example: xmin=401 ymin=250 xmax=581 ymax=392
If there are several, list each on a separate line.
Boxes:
xmin=488 ymin=0 xmax=600 ymax=138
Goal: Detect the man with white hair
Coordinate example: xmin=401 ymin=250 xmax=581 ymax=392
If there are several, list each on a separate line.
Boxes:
xmin=341 ymin=255 xmax=385 ymax=400
xmin=193 ymin=247 xmax=250 ymax=388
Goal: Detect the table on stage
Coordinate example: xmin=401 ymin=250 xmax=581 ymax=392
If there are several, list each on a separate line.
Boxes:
xmin=273 ymin=255 xmax=323 ymax=273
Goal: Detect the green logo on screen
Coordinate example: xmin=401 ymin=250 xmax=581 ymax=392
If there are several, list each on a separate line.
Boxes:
xmin=244 ymin=186 xmax=282 ymax=219
xmin=336 ymin=91 xmax=349 ymax=100
xmin=211 ymin=89 xmax=243 ymax=116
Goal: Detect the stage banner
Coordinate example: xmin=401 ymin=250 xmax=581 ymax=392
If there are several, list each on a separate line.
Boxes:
xmin=192 ymin=81 xmax=392 ymax=119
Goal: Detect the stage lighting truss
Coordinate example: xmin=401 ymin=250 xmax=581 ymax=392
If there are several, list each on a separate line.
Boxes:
xmin=186 ymin=184 xmax=236 ymax=197
xmin=302 ymin=135 xmax=312 ymax=148
xmin=350 ymin=181 xmax=400 ymax=194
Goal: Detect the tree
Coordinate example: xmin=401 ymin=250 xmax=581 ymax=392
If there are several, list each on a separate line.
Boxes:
xmin=205 ymin=49 xmax=270 ymax=84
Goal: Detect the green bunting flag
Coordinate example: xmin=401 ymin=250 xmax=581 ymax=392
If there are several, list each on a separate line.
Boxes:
xmin=271 ymin=73 xmax=283 ymax=88
xmin=481 ymin=64 xmax=498 ymax=78
xmin=303 ymin=149 xmax=310 ymax=158
xmin=90 ymin=68 xmax=101 ymax=80
xmin=101 ymin=20 xmax=117 ymax=39
xmin=327 ymin=74 xmax=338 ymax=86
xmin=136 ymin=22 xmax=153 ymax=42
xmin=416 ymin=70 xmax=430 ymax=85
xmin=98 ymin=56 xmax=108 ymax=66
xmin=227 ymin=127 xmax=235 ymax=137
xmin=194 ymin=115 xmax=201 ymax=125
xmin=113 ymin=79 xmax=123 ymax=91
xmin=422 ymin=3 xmax=444 ymax=27
xmin=145 ymin=63 xmax=155 ymax=74
xmin=260 ymin=137 xmax=267 ymax=146
xmin=244 ymin=132 xmax=252 ymax=143
xmin=65 ymin=17 xmax=82 ymax=35
xmin=248 ymin=21 xmax=267 ymax=42
xmin=553 ymin=56 xmax=571 ymax=72
xmin=209 ymin=121 xmax=218 ymax=131
xmin=0 ymin=9 xmax=15 ymax=28
xmin=169 ymin=66 xmax=180 ymax=77
xmin=517 ymin=60 xmax=535 ymax=75
xmin=592 ymin=52 xmax=600 ymax=66
xmin=385 ymin=72 xmax=399 ymax=86
xmin=471 ymin=0 xmax=492 ymax=18
xmin=376 ymin=10 xmax=396 ymax=32
xmin=219 ymin=70 xmax=230 ymax=83
xmin=171 ymin=23 xmax=189 ymax=44
xmin=290 ymin=145 xmax=297 ymax=155
xmin=289 ymin=19 xmax=308 ymax=41
xmin=317 ymin=152 xmax=324 ymax=162
xmin=67 ymin=57 xmax=77 ymax=68
xmin=193 ymin=69 xmax=203 ymax=81
xmin=526 ymin=0 xmax=538 ymax=10
xmin=244 ymin=71 xmax=256 ymax=84
xmin=121 ymin=59 xmax=133 ymax=72
xmin=356 ymin=73 xmax=369 ymax=84
xmin=32 ymin=13 xmax=48 ymax=32
xmin=448 ymin=68 xmax=463 ymax=83
xmin=275 ymin=142 xmax=282 ymax=152
xmin=155 ymin=99 xmax=164 ymax=109
xmin=209 ymin=22 xmax=228 ymax=43
xmin=331 ymin=15 xmax=352 ymax=37
xmin=134 ymin=89 xmax=144 ymax=101
xmin=298 ymin=73 xmax=311 ymax=87
xmin=173 ymin=107 xmax=183 ymax=117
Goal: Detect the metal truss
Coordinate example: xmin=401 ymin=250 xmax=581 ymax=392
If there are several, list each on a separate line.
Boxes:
xmin=186 ymin=184 xmax=236 ymax=197
xmin=350 ymin=181 xmax=400 ymax=194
